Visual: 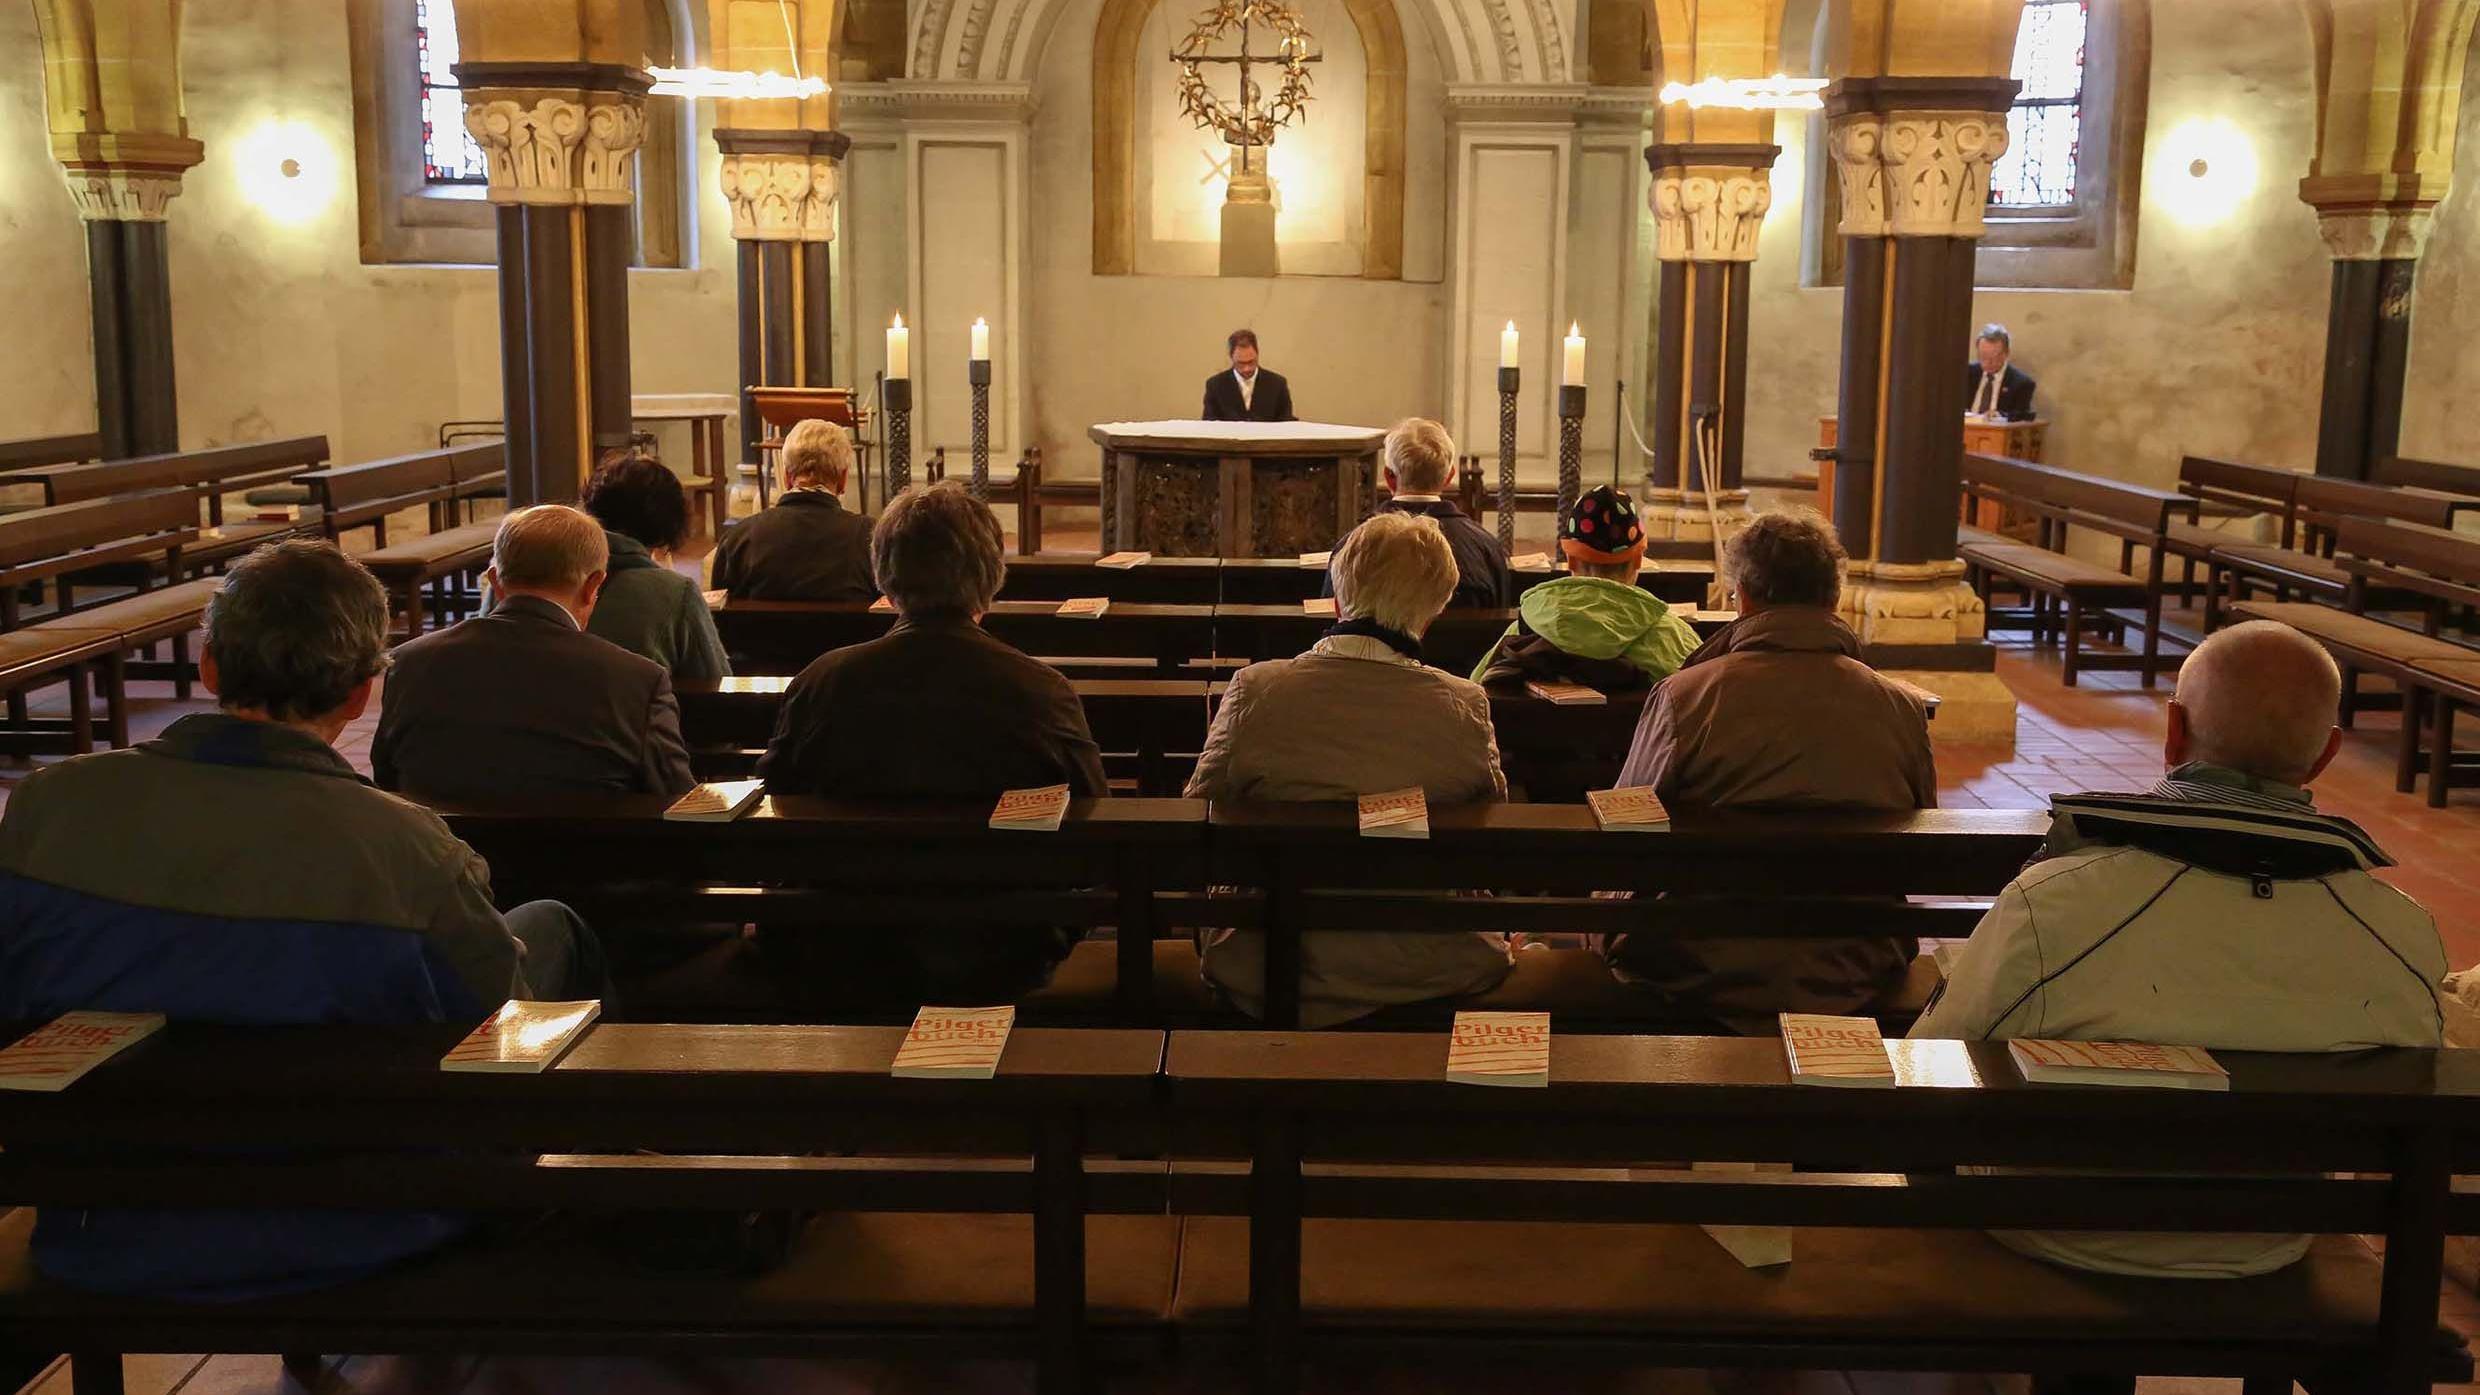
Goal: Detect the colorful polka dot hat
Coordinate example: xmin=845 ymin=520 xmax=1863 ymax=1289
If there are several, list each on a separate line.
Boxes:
xmin=1561 ymin=484 xmax=1648 ymax=565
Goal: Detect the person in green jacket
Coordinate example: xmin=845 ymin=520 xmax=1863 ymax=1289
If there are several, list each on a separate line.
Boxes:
xmin=1470 ymin=484 xmax=1698 ymax=694
xmin=580 ymin=447 xmax=730 ymax=686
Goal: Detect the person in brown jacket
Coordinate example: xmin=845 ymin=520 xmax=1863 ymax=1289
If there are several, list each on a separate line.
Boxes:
xmin=1601 ymin=510 xmax=1936 ymax=1026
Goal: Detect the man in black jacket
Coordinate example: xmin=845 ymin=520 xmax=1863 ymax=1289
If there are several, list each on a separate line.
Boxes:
xmin=713 ymin=418 xmax=875 ymax=601
xmin=1323 ymin=418 xmax=1507 ymax=611
xmin=1201 ymin=328 xmax=1296 ymax=422
xmin=374 ymin=504 xmax=696 ymax=804
xmin=1964 ymin=323 xmax=2036 ymax=420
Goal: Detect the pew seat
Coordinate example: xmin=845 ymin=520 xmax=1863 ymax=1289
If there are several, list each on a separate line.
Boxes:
xmin=0 ymin=625 xmax=122 ymax=754
xmin=2229 ymin=600 xmax=2473 ymax=668
xmin=2211 ymin=541 xmax=2351 ymax=599
xmin=193 ymin=517 xmax=319 ymax=570
xmin=1168 ymin=1217 xmax=2384 ymax=1362
xmin=360 ymin=521 xmax=500 ymax=637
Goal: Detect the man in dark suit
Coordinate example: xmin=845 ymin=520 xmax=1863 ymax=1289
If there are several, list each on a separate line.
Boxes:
xmin=1201 ymin=328 xmax=1296 ymax=422
xmin=374 ymin=504 xmax=696 ymax=804
xmin=1322 ymin=418 xmax=1508 ymax=610
xmin=1964 ymin=323 xmax=2036 ymax=420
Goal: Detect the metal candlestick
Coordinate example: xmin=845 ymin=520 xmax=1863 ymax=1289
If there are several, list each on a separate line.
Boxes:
xmin=968 ymin=358 xmax=992 ymax=501
xmin=1556 ymin=383 xmax=1586 ymax=534
xmin=1496 ymin=366 xmax=1519 ymax=555
xmin=885 ymin=376 xmax=913 ymax=497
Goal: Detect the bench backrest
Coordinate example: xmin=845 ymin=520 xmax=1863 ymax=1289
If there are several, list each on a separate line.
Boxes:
xmin=44 ymin=435 xmax=331 ymax=507
xmin=1963 ymin=453 xmax=2191 ymax=537
xmin=2295 ymin=474 xmax=2462 ymax=533
xmin=298 ymin=446 xmax=469 ymax=523
xmin=0 ymin=488 xmax=196 ymax=570
xmin=0 ymin=432 xmax=102 ymax=472
xmin=446 ymin=440 xmax=507 ymax=497
xmin=2376 ymin=455 xmax=2480 ymax=499
xmin=2178 ymin=455 xmax=2301 ymax=518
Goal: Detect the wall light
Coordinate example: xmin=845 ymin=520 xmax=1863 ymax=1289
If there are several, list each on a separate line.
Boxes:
xmin=1658 ymin=75 xmax=1827 ymax=111
xmin=233 ymin=119 xmax=334 ymax=226
xmin=2154 ymin=116 xmax=2258 ymax=229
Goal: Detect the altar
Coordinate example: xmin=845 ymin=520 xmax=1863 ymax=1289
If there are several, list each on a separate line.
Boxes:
xmin=1089 ymin=420 xmax=1386 ymax=557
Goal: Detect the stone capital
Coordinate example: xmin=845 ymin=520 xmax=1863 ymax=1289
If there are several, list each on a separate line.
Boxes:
xmin=716 ymin=129 xmax=849 ymax=242
xmin=2313 ymin=205 xmax=2437 ymax=262
xmin=1827 ymin=114 xmax=1888 ymax=238
xmin=1648 ymin=164 xmax=1775 ymax=265
xmin=1838 ymin=559 xmax=1987 ymax=645
xmin=462 ymin=83 xmax=646 ymax=206
xmin=1879 ymin=110 xmax=2009 ymax=239
xmin=60 ymin=166 xmax=186 ymax=222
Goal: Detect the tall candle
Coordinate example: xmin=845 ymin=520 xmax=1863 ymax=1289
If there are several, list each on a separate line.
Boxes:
xmin=970 ymin=317 xmax=990 ymax=362
xmin=1562 ymin=322 xmax=1586 ymax=387
xmin=1499 ymin=321 xmax=1519 ymax=370
xmin=887 ymin=314 xmax=910 ymax=380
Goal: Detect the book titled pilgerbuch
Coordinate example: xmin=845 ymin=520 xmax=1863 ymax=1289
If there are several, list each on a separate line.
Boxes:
xmin=0 ymin=1012 xmax=165 ymax=1092
xmin=1096 ymin=551 xmax=1152 ymax=569
xmin=892 ymin=1005 xmax=1016 ymax=1079
xmin=1358 ymin=787 xmax=1429 ymax=839
xmin=1058 ymin=596 xmax=1110 ymax=619
xmin=1526 ymin=680 xmax=1605 ymax=706
xmin=1586 ymin=787 xmax=1670 ymax=832
xmin=991 ymin=784 xmax=1071 ymax=832
xmin=1780 ymin=1014 xmax=1897 ymax=1087
xmin=1446 ymin=1011 xmax=1550 ymax=1088
xmin=665 ymin=780 xmax=765 ymax=822
xmin=2009 ymin=1039 xmax=2229 ymax=1091
xmin=440 ymin=1000 xmax=601 ymax=1074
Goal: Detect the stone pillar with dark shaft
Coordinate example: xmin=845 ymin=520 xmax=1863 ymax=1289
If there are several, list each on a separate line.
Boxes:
xmin=2304 ymin=192 xmax=2433 ymax=481
xmin=1643 ymin=143 xmax=1774 ymax=545
xmin=456 ymin=62 xmax=649 ymax=505
xmin=719 ymin=131 xmax=849 ymax=467
xmin=1822 ymin=76 xmax=2019 ymax=747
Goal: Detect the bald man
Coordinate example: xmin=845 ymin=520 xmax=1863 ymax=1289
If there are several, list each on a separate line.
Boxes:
xmin=1916 ymin=620 xmax=2445 ymax=1285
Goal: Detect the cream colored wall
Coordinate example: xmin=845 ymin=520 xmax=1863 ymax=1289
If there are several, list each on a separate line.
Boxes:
xmin=0 ymin=0 xmax=740 ymax=466
xmin=1745 ymin=0 xmax=2337 ymax=501
xmin=2400 ymin=50 xmax=2480 ymax=467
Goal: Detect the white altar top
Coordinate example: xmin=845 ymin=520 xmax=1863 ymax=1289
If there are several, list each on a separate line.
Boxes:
xmin=1088 ymin=419 xmax=1387 ymax=454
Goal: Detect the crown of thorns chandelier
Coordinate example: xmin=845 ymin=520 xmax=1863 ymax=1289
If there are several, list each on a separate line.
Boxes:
xmin=1170 ymin=0 xmax=1321 ymax=161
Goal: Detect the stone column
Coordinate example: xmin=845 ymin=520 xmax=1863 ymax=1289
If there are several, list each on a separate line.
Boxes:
xmin=31 ymin=0 xmax=204 ymax=460
xmin=2301 ymin=184 xmax=2442 ymax=481
xmin=1823 ymin=77 xmax=2019 ymax=746
xmin=455 ymin=65 xmax=648 ymax=504
xmin=718 ymin=130 xmax=848 ymax=466
xmin=1642 ymin=143 xmax=1774 ymax=544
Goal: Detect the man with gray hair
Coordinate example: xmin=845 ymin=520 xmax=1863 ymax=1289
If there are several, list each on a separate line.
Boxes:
xmin=1965 ymin=322 xmax=2035 ymax=420
xmin=1321 ymin=418 xmax=1506 ymax=609
xmin=376 ymin=504 xmax=695 ymax=804
xmin=0 ymin=538 xmax=598 ymax=1298
xmin=711 ymin=418 xmax=876 ymax=601
xmin=757 ymin=482 xmax=1105 ymax=1010
xmin=1918 ymin=619 xmax=2445 ymax=1280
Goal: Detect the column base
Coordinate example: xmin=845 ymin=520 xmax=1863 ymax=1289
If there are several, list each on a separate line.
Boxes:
xmin=1839 ymin=559 xmax=1987 ymax=645
xmin=1643 ymin=488 xmax=1752 ymax=544
xmin=1881 ymin=668 xmax=2018 ymax=753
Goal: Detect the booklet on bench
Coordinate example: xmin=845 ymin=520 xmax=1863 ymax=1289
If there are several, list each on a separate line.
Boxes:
xmin=1526 ymin=680 xmax=1606 ymax=706
xmin=1586 ymin=787 xmax=1670 ymax=832
xmin=991 ymin=784 xmax=1071 ymax=831
xmin=1096 ymin=551 xmax=1152 ymax=569
xmin=665 ymin=779 xmax=765 ymax=822
xmin=1058 ymin=596 xmax=1110 ymax=619
xmin=440 ymin=1000 xmax=601 ymax=1074
xmin=892 ymin=1006 xmax=1016 ymax=1079
xmin=0 ymin=1012 xmax=165 ymax=1092
xmin=1780 ymin=1014 xmax=1897 ymax=1087
xmin=1358 ymin=787 xmax=1429 ymax=839
xmin=2008 ymin=1039 xmax=2228 ymax=1091
xmin=1447 ymin=1011 xmax=1550 ymax=1088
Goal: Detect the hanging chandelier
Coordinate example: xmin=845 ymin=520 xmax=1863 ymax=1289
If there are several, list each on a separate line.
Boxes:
xmin=1659 ymin=75 xmax=1828 ymax=111
xmin=648 ymin=0 xmax=824 ymax=100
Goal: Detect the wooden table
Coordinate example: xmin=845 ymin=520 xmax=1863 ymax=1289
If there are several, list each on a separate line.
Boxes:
xmin=632 ymin=393 xmax=736 ymax=542
xmin=1090 ymin=420 xmax=1385 ymax=558
xmin=1815 ymin=415 xmax=2049 ymax=535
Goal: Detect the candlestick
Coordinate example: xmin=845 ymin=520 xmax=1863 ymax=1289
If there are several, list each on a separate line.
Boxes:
xmin=1496 ymin=364 xmax=1519 ymax=557
xmin=886 ymin=314 xmax=910 ymax=382
xmin=968 ymin=355 xmax=992 ymax=501
xmin=1562 ymin=322 xmax=1586 ymax=387
xmin=885 ymin=374 xmax=913 ymax=498
xmin=1557 ymin=383 xmax=1586 ymax=534
xmin=970 ymin=317 xmax=990 ymax=363
xmin=1499 ymin=321 xmax=1519 ymax=371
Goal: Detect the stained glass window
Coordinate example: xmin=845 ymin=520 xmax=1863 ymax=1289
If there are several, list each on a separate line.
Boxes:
xmin=1989 ymin=0 xmax=2087 ymax=209
xmin=417 ymin=0 xmax=488 ymax=184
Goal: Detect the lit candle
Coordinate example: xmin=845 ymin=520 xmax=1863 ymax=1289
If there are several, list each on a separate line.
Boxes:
xmin=1499 ymin=321 xmax=1519 ymax=370
xmin=887 ymin=314 xmax=910 ymax=381
xmin=970 ymin=317 xmax=990 ymax=362
xmin=1562 ymin=322 xmax=1586 ymax=387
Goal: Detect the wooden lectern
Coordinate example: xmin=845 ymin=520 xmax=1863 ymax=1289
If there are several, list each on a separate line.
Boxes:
xmin=1813 ymin=415 xmax=2048 ymax=536
xmin=1089 ymin=420 xmax=1385 ymax=557
xmin=748 ymin=386 xmax=867 ymax=508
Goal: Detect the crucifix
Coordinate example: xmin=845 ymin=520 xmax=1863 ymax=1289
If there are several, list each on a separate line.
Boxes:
xmin=1170 ymin=0 xmax=1320 ymax=276
xmin=1171 ymin=4 xmax=1320 ymax=179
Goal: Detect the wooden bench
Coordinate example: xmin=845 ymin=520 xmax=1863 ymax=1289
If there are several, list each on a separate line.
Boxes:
xmin=2377 ymin=454 xmax=2480 ymax=499
xmin=1959 ymin=453 xmax=2198 ymax=686
xmin=300 ymin=443 xmax=507 ymax=636
xmin=997 ymin=448 xmax=1098 ymax=555
xmin=2205 ymin=475 xmax=2468 ymax=623
xmin=2167 ymin=456 xmax=2301 ymax=619
xmin=0 ymin=1019 xmax=1169 ymax=1395
xmin=2321 ymin=517 xmax=2480 ymax=803
xmin=0 ymin=491 xmax=219 ymax=722
xmin=3 ymin=436 xmax=332 ymax=577
xmin=0 ymin=432 xmax=103 ymax=477
xmin=995 ymin=553 xmax=1714 ymax=609
xmin=1166 ymin=1029 xmax=2479 ymax=1394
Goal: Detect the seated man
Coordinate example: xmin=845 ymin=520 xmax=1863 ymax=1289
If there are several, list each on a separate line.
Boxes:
xmin=1190 ymin=511 xmax=1513 ymax=1025
xmin=1324 ymin=418 xmax=1507 ymax=611
xmin=0 ymin=539 xmax=598 ymax=1298
xmin=1916 ymin=619 xmax=2444 ymax=1280
xmin=374 ymin=504 xmax=695 ymax=804
xmin=757 ymin=482 xmax=1105 ymax=1009
xmin=713 ymin=418 xmax=876 ymax=602
xmin=1965 ymin=322 xmax=2036 ymax=420
xmin=1601 ymin=511 xmax=1933 ymax=1024
xmin=1471 ymin=484 xmax=1697 ymax=693
xmin=1201 ymin=327 xmax=1295 ymax=422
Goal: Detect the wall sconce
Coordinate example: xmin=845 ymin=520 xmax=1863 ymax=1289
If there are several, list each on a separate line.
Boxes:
xmin=2156 ymin=117 xmax=2258 ymax=229
xmin=235 ymin=120 xmax=332 ymax=226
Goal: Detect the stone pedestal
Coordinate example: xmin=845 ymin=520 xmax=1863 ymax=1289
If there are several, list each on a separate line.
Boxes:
xmin=1220 ymin=166 xmax=1280 ymax=278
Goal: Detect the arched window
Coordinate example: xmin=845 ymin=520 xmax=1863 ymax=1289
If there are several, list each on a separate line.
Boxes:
xmin=353 ymin=0 xmax=690 ymax=267
xmin=1990 ymin=0 xmax=2086 ymax=210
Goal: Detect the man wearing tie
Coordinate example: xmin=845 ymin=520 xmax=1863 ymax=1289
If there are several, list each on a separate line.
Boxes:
xmin=1964 ymin=324 xmax=2036 ymax=421
xmin=1201 ymin=328 xmax=1296 ymax=422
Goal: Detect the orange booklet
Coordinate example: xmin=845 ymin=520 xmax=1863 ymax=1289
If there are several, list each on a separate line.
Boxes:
xmin=1057 ymin=596 xmax=1110 ymax=619
xmin=1096 ymin=551 xmax=1152 ymax=569
xmin=440 ymin=1000 xmax=601 ymax=1074
xmin=1526 ymin=680 xmax=1605 ymax=706
xmin=702 ymin=589 xmax=728 ymax=610
xmin=1358 ymin=787 xmax=1429 ymax=839
xmin=1586 ymin=787 xmax=1670 ymax=832
xmin=1302 ymin=597 xmax=1338 ymax=617
xmin=0 ymin=1012 xmax=165 ymax=1092
xmin=1780 ymin=1014 xmax=1897 ymax=1088
xmin=869 ymin=595 xmax=896 ymax=614
xmin=892 ymin=1006 xmax=1016 ymax=1079
xmin=1507 ymin=552 xmax=1552 ymax=570
xmin=991 ymin=784 xmax=1071 ymax=831
xmin=1297 ymin=550 xmax=1331 ymax=567
xmin=2009 ymin=1039 xmax=2229 ymax=1091
xmin=1446 ymin=1011 xmax=1550 ymax=1088
xmin=664 ymin=779 xmax=765 ymax=822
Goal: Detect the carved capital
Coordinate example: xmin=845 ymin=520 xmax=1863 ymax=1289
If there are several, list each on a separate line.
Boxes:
xmin=464 ymin=95 xmax=588 ymax=205
xmin=60 ymin=167 xmax=184 ymax=222
xmin=1879 ymin=111 xmax=2009 ymax=239
xmin=1838 ymin=559 xmax=1986 ymax=645
xmin=2315 ymin=206 xmax=2435 ymax=262
xmin=721 ymin=151 xmax=817 ymax=241
xmin=1827 ymin=114 xmax=1888 ymax=238
xmin=801 ymin=159 xmax=842 ymax=242
xmin=579 ymin=101 xmax=646 ymax=206
xmin=1651 ymin=167 xmax=1772 ymax=263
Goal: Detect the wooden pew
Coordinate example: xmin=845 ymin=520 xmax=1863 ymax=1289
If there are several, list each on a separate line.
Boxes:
xmin=300 ymin=443 xmax=507 ymax=636
xmin=2316 ymin=517 xmax=2480 ymax=802
xmin=2167 ymin=456 xmax=2301 ymax=615
xmin=1957 ymin=453 xmax=2199 ymax=686
xmin=2204 ymin=474 xmax=2474 ymax=630
xmin=0 ymin=1019 xmax=1171 ymax=1395
xmin=1165 ymin=1030 xmax=2479 ymax=1393
xmin=5 ymin=436 xmax=332 ymax=575
xmin=2377 ymin=454 xmax=2480 ymax=499
xmin=0 ymin=432 xmax=103 ymax=477
xmin=995 ymin=553 xmax=1716 ymax=609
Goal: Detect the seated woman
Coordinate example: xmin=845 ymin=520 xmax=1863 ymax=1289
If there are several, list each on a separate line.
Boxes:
xmin=1470 ymin=484 xmax=1698 ymax=694
xmin=1186 ymin=511 xmax=1513 ymax=1026
xmin=580 ymin=448 xmax=729 ymax=685
xmin=712 ymin=418 xmax=876 ymax=601
xmin=756 ymin=482 xmax=1106 ymax=1010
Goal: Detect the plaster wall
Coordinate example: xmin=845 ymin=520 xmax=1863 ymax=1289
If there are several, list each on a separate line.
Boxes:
xmin=2399 ymin=49 xmax=2480 ymax=467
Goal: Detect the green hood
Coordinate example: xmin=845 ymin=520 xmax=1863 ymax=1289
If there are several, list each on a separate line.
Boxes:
xmin=1517 ymin=576 xmax=1684 ymax=660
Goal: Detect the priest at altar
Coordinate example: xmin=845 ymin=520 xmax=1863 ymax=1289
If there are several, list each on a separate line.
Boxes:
xmin=1201 ymin=328 xmax=1297 ymax=423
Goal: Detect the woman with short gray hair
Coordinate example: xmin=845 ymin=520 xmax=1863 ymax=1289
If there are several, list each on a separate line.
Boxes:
xmin=712 ymin=418 xmax=877 ymax=602
xmin=1186 ymin=511 xmax=1512 ymax=1026
xmin=754 ymin=482 xmax=1104 ymax=1013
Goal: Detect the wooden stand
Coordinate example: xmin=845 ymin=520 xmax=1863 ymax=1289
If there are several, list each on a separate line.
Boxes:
xmin=1814 ymin=414 xmax=2048 ymax=535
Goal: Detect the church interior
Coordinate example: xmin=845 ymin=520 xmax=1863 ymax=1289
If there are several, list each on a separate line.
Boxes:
xmin=7 ymin=0 xmax=2480 ymax=1391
